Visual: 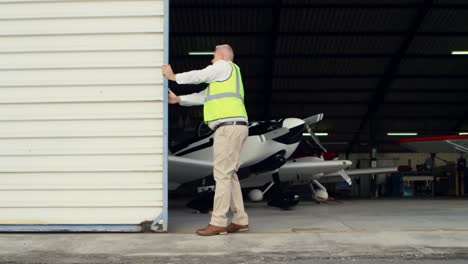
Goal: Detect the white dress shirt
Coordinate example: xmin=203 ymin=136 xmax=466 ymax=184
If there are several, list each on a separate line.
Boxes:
xmin=176 ymin=60 xmax=232 ymax=85
xmin=176 ymin=60 xmax=248 ymax=130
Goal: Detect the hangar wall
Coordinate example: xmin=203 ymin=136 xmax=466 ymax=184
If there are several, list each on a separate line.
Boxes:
xmin=0 ymin=0 xmax=167 ymax=231
xmin=339 ymin=152 xmax=460 ymax=198
xmin=345 ymin=153 xmax=461 ymax=168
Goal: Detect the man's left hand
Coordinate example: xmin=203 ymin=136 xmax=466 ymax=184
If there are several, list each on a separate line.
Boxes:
xmin=162 ymin=64 xmax=176 ymax=81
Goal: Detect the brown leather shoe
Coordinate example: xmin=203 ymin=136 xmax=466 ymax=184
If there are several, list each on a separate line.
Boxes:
xmin=196 ymin=224 xmax=228 ymax=236
xmin=226 ymin=223 xmax=249 ymax=233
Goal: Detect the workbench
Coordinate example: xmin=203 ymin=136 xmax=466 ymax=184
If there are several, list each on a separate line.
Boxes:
xmin=401 ymin=175 xmax=434 ymax=197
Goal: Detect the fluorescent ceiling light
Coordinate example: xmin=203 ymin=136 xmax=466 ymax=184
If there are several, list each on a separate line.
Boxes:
xmin=303 ymin=132 xmax=328 ymax=136
xmin=188 ymin=51 xmax=214 ymax=56
xmin=387 ymin=132 xmax=418 ymax=136
xmin=459 ymin=132 xmax=468 ymax=135
xmin=315 ymin=133 xmax=328 ymax=136
xmin=452 ymin=51 xmax=468 ymax=55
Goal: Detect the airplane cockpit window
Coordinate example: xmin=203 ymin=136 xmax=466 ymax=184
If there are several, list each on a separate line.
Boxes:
xmin=169 ymin=122 xmax=214 ymax=154
xmin=248 ymin=119 xmax=283 ymax=136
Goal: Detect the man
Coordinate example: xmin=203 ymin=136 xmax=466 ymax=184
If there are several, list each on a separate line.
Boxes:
xmin=162 ymin=44 xmax=249 ymax=236
xmin=424 ymin=153 xmax=436 ymax=172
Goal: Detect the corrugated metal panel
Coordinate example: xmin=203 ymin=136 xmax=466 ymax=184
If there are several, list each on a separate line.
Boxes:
xmin=0 ymin=0 xmax=166 ymax=229
xmin=419 ymin=8 xmax=468 ymax=32
xmin=271 ymin=103 xmax=368 ymax=117
xmin=282 ymin=0 xmax=424 ymax=3
xmin=386 ymin=92 xmax=468 ymax=103
xmin=279 ymin=8 xmax=416 ymax=32
xmin=171 ymin=57 xmax=263 ymax=76
xmin=391 ymin=78 xmax=468 ymax=90
xmin=170 ymin=36 xmax=265 ymax=56
xmin=378 ymin=104 xmax=463 ymax=117
xmin=271 ymin=92 xmax=372 ymax=102
xmin=376 ymin=119 xmax=458 ymax=133
xmin=397 ymin=58 xmax=468 ymax=75
xmin=407 ymin=36 xmax=468 ymax=54
xmin=171 ymin=7 xmax=270 ymax=33
xmin=273 ymin=78 xmax=379 ymax=90
xmin=274 ymin=58 xmax=389 ymax=75
xmin=276 ymin=36 xmax=403 ymax=55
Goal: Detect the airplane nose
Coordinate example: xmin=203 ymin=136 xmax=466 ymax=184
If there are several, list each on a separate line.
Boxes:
xmin=344 ymin=160 xmax=353 ymax=167
xmin=272 ymin=118 xmax=305 ymax=145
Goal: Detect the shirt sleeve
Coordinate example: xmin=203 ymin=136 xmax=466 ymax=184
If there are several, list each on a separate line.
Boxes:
xmin=179 ymin=89 xmax=207 ymax=107
xmin=175 ymin=60 xmax=232 ymax=85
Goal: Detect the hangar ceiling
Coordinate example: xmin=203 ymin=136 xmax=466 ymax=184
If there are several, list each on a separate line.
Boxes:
xmin=168 ymin=0 xmax=468 ymax=153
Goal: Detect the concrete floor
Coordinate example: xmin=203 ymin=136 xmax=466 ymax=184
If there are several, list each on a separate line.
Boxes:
xmin=169 ymin=198 xmax=468 ymax=233
xmin=1 ymin=199 xmax=468 ymax=263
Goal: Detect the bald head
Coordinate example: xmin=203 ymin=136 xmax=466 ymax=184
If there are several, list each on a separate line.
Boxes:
xmin=211 ymin=44 xmax=234 ymax=63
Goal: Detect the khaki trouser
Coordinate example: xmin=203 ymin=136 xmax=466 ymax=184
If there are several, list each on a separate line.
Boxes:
xmin=210 ymin=125 xmax=249 ymax=227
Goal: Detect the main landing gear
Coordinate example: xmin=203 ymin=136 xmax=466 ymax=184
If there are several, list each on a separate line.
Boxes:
xmin=266 ymin=172 xmax=300 ymax=210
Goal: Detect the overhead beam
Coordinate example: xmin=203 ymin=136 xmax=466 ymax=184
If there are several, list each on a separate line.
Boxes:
xmin=347 ymin=0 xmax=434 ymax=154
xmin=262 ymin=0 xmax=281 ymax=119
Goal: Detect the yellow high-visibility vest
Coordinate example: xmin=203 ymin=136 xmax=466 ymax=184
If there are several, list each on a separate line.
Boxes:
xmin=203 ymin=62 xmax=248 ymax=123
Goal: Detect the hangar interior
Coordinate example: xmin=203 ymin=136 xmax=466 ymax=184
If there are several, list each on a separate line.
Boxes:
xmin=166 ymin=0 xmax=468 ymax=233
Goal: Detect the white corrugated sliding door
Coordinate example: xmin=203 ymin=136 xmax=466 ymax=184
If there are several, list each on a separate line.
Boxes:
xmin=0 ymin=0 xmax=168 ymax=232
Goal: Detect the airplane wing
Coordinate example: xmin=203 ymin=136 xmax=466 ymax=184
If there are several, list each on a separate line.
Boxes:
xmin=241 ymin=161 xmax=399 ymax=188
xmin=399 ymin=135 xmax=468 ymax=153
xmin=317 ymin=166 xmax=399 ymax=184
xmin=168 ymin=155 xmax=213 ymax=190
xmin=280 ymin=159 xmax=352 ymax=176
xmin=240 ymin=159 xmax=352 ymax=188
xmin=326 ymin=167 xmax=400 ymax=177
xmin=280 ymin=160 xmax=355 ymax=185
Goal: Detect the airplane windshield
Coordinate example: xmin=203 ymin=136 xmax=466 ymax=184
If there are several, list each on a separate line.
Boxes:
xmin=248 ymin=120 xmax=283 ymax=136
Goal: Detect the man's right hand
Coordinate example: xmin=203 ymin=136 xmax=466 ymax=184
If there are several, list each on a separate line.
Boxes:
xmin=168 ymin=89 xmax=181 ymax=104
xmin=162 ymin=64 xmax=176 ymax=81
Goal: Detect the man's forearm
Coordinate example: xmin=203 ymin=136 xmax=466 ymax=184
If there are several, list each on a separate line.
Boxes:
xmin=176 ymin=70 xmax=208 ymax=85
xmin=175 ymin=61 xmax=230 ymax=85
xmin=179 ymin=90 xmax=206 ymax=106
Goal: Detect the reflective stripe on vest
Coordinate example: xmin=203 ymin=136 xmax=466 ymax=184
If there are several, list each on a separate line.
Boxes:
xmin=204 ymin=63 xmax=244 ymax=103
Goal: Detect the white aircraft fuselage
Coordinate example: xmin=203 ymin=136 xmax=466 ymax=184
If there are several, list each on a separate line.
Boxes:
xmin=169 ymin=117 xmax=309 ymax=189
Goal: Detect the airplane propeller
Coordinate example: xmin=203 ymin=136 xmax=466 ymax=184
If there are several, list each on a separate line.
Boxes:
xmin=262 ymin=127 xmax=290 ymax=141
xmin=305 ymin=125 xmax=327 ymax=153
xmin=303 ymin=113 xmax=324 ymax=127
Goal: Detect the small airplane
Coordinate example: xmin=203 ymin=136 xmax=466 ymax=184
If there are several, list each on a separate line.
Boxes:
xmin=169 ymin=113 xmax=398 ymax=211
xmin=169 ymin=113 xmax=326 ymax=211
xmin=241 ymin=126 xmax=399 ymax=205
